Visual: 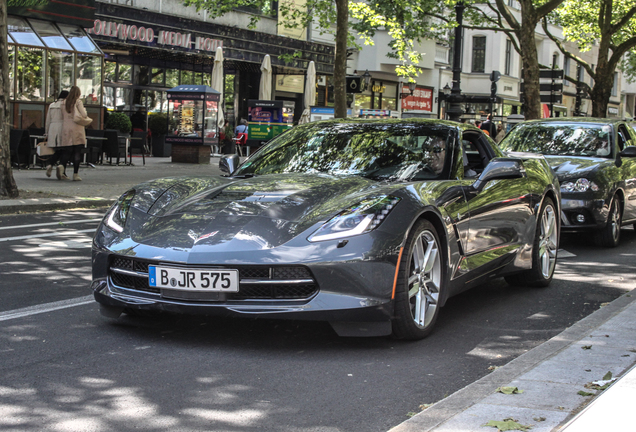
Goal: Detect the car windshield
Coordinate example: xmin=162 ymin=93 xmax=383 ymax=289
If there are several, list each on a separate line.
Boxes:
xmin=500 ymin=123 xmax=613 ymax=157
xmin=233 ymin=122 xmax=452 ymax=181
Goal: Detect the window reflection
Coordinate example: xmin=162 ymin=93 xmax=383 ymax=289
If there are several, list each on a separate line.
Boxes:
xmin=118 ymin=64 xmax=131 ymax=82
xmin=17 ymin=47 xmax=45 ymax=101
xmin=104 ymin=60 xmax=116 ymax=83
xmin=46 ymin=50 xmax=74 ymax=102
xmin=29 ymin=19 xmax=72 ymax=50
xmin=8 ymin=17 xmax=44 ymax=47
xmin=9 ymin=45 xmax=15 ymax=99
xmin=166 ymin=69 xmax=179 ymax=88
xmin=77 ymin=55 xmax=102 ymax=105
xmin=57 ymin=23 xmax=100 ymax=53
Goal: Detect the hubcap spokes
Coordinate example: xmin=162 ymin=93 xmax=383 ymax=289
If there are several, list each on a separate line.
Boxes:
xmin=408 ymin=231 xmax=441 ymax=328
xmin=539 ymin=205 xmax=558 ymax=279
xmin=611 ymin=203 xmax=620 ymax=241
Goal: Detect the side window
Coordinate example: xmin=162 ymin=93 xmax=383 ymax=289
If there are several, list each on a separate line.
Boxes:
xmin=461 ymin=132 xmax=492 ymax=179
xmin=617 ymin=125 xmax=632 ymax=150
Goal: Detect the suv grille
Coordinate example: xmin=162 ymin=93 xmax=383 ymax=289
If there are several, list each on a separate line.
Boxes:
xmin=108 ymin=256 xmax=318 ymax=300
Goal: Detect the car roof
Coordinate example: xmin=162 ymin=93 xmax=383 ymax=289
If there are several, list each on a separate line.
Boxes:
xmin=301 ymin=118 xmax=481 ymax=132
xmin=519 ymin=117 xmax=625 ymax=126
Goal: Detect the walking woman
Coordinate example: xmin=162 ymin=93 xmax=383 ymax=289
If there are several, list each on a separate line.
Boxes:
xmin=61 ymin=86 xmax=92 ymax=181
xmin=44 ymin=90 xmax=69 ymax=179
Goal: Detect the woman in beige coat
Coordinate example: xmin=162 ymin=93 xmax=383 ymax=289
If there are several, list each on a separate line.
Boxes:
xmin=61 ymin=86 xmax=90 ymax=181
xmin=44 ymin=90 xmax=69 ymax=179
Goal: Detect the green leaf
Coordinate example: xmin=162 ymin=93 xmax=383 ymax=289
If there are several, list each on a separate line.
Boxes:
xmin=483 ymin=418 xmax=532 ymax=431
xmin=578 ymin=391 xmax=594 ymax=396
xmin=496 ymin=386 xmax=524 ymax=395
xmin=603 ymin=371 xmax=613 ymax=381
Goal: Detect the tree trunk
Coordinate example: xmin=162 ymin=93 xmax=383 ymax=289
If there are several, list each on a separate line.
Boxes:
xmin=590 ymin=66 xmax=613 ymax=118
xmin=0 ymin=1 xmax=19 ymax=198
xmin=518 ymin=1 xmax=542 ymax=120
xmin=333 ymin=0 xmax=348 ymax=119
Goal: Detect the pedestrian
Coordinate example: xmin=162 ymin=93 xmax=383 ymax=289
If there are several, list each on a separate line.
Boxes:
xmin=475 ymin=120 xmax=482 ymax=128
xmin=495 ymin=123 xmax=506 ymax=143
xmin=480 ymin=114 xmax=497 ymax=137
xmin=44 ymin=90 xmax=69 ymax=179
xmin=61 ymin=85 xmax=92 ymax=181
xmin=234 ymin=118 xmax=248 ymax=135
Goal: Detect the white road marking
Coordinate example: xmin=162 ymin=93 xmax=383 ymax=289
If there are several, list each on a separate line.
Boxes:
xmin=0 ymin=228 xmax=96 ymax=243
xmin=0 ymin=296 xmax=94 ymax=322
xmin=0 ymin=218 xmax=101 ymax=231
xmin=558 ymin=249 xmax=577 ymax=258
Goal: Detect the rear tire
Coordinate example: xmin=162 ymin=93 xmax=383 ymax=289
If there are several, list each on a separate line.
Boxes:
xmin=392 ymin=220 xmax=445 ymax=340
xmin=597 ymin=197 xmax=621 ymax=248
xmin=505 ymin=197 xmax=558 ymax=288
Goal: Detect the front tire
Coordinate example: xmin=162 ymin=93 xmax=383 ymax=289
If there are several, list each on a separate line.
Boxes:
xmin=505 ymin=197 xmax=558 ymax=288
xmin=392 ymin=220 xmax=445 ymax=340
xmin=597 ymin=197 xmax=621 ymax=248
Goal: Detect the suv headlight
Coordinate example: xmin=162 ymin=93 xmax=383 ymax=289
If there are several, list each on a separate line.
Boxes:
xmin=560 ymin=178 xmax=599 ymax=193
xmin=105 ymin=190 xmax=135 ymax=233
xmin=308 ymin=196 xmax=401 ymax=242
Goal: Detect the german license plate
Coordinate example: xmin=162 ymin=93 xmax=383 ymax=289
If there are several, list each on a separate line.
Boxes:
xmin=148 ymin=266 xmax=239 ymax=292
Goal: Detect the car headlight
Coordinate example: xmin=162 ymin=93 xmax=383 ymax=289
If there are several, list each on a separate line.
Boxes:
xmin=560 ymin=178 xmax=599 ymax=193
xmin=105 ymin=190 xmax=135 ymax=233
xmin=308 ymin=196 xmax=401 ymax=242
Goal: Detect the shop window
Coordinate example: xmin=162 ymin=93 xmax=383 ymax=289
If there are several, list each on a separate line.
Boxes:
xmin=181 ymin=70 xmax=194 ymax=85
xmin=57 ymin=23 xmax=100 ymax=54
xmin=118 ymin=64 xmax=132 ymax=82
xmin=151 ymin=68 xmax=164 ymax=85
xmin=224 ymin=74 xmax=235 ymax=128
xmin=17 ymin=46 xmax=45 ymax=101
xmin=203 ymin=72 xmax=212 ymax=87
xmin=46 ymin=50 xmax=74 ymax=102
xmin=8 ymin=17 xmax=44 ymax=47
xmin=133 ymin=65 xmax=149 ymax=85
xmin=194 ymin=72 xmax=204 ymax=85
xmin=166 ymin=69 xmax=179 ymax=88
xmin=146 ymin=90 xmax=164 ymax=113
xmin=77 ymin=54 xmax=102 ymax=105
xmin=472 ymin=36 xmax=486 ymax=73
xmin=104 ymin=61 xmax=116 ymax=83
xmin=29 ymin=19 xmax=72 ymax=51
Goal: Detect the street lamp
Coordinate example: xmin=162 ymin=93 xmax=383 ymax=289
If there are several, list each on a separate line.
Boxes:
xmin=400 ymin=81 xmax=417 ymax=98
xmin=362 ymin=70 xmax=372 ymax=91
xmin=443 ymin=83 xmax=451 ymax=98
xmin=446 ymin=1 xmax=466 ymax=122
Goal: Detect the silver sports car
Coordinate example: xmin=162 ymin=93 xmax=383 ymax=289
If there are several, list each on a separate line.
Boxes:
xmin=92 ymin=119 xmax=560 ymax=339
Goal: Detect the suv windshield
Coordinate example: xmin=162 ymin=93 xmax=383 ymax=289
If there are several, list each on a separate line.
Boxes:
xmin=500 ymin=123 xmax=613 ymax=157
xmin=233 ymin=122 xmax=453 ymax=181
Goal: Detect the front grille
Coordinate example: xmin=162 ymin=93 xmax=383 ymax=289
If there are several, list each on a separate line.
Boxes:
xmin=108 ymin=256 xmax=318 ymax=300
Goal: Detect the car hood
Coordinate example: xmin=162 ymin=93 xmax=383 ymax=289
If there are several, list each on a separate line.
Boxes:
xmin=543 ymin=155 xmax=609 ymax=180
xmin=125 ymin=173 xmax=401 ymax=251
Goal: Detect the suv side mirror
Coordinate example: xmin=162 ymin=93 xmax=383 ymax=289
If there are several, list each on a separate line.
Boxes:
xmin=619 ymin=146 xmax=636 ymax=158
xmin=472 ymin=157 xmax=526 ymax=192
xmin=219 ymin=154 xmax=240 ymax=175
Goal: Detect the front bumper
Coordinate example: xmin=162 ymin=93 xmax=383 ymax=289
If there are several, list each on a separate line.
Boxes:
xmin=91 ymin=234 xmax=400 ymax=324
xmin=559 ymin=196 xmax=607 ymax=231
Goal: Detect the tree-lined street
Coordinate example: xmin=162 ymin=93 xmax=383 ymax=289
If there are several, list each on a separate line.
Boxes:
xmin=1 ymin=209 xmax=633 ymax=431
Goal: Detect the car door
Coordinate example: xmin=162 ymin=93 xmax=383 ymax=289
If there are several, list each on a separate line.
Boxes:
xmin=458 ymin=131 xmax=536 ymax=272
xmin=619 ymin=123 xmax=636 ymax=222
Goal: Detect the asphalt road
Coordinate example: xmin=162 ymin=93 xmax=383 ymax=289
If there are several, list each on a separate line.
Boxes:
xmin=0 ymin=210 xmax=633 ymax=432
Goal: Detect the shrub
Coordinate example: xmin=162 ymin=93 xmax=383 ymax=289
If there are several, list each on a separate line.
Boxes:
xmin=148 ymin=113 xmax=168 ymax=135
xmin=105 ymin=112 xmax=132 ymax=134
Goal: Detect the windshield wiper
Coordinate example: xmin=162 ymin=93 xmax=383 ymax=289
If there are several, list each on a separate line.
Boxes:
xmin=231 ymin=173 xmax=258 ymax=179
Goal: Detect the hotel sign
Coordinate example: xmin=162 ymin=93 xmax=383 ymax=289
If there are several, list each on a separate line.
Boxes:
xmin=87 ymin=19 xmax=223 ymax=53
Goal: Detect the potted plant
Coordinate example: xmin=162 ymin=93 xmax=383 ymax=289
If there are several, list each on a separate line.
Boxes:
xmin=148 ymin=113 xmax=170 ymax=157
xmin=105 ymin=112 xmax=132 ymax=135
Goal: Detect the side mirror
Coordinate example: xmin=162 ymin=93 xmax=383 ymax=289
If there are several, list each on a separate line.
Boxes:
xmin=219 ymin=154 xmax=240 ymax=175
xmin=472 ymin=157 xmax=526 ymax=192
xmin=619 ymin=146 xmax=636 ymax=158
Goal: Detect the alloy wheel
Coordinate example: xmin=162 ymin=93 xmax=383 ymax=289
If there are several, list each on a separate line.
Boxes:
xmin=539 ymin=204 xmax=558 ymax=279
xmin=408 ymin=230 xmax=441 ymax=328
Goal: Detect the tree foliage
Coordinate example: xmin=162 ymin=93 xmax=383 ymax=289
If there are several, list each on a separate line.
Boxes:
xmin=544 ymin=0 xmax=636 ymax=117
xmin=183 ymin=0 xmax=450 ymax=118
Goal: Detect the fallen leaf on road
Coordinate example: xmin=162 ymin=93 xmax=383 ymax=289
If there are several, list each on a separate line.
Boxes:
xmin=581 ymin=345 xmax=592 ymax=350
xmin=419 ymin=403 xmax=433 ymax=410
xmin=533 ymin=417 xmax=546 ymax=422
xmin=483 ymin=418 xmax=532 ymax=431
xmin=496 ymin=386 xmax=524 ymax=394
xmin=578 ymin=391 xmax=594 ymax=396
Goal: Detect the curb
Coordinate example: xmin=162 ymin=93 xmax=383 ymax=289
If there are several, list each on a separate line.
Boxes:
xmin=0 ymin=197 xmax=115 ymax=215
xmin=389 ymin=292 xmax=636 ymax=432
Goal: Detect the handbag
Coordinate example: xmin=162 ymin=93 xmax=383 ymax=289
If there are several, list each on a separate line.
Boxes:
xmin=73 ymin=106 xmax=93 ymax=127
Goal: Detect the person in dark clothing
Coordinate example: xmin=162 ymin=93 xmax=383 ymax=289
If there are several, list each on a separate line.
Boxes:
xmin=480 ymin=114 xmax=497 ymax=137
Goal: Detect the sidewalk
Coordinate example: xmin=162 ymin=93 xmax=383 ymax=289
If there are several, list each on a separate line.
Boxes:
xmin=0 ymin=156 xmax=226 ymax=214
xmin=390 ymin=291 xmax=636 ymax=432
